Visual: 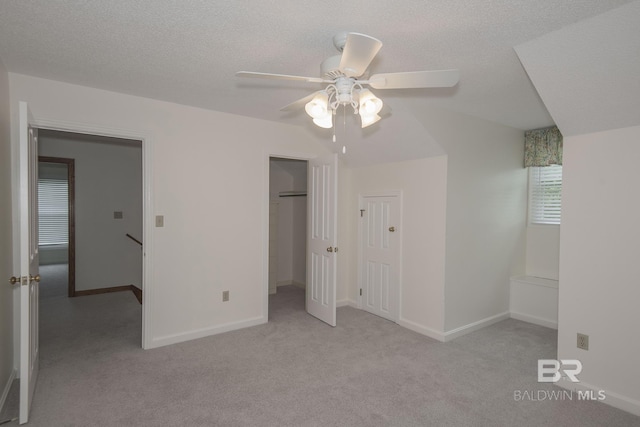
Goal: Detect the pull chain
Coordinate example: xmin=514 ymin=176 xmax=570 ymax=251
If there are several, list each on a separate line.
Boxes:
xmin=332 ymin=110 xmax=336 ymax=142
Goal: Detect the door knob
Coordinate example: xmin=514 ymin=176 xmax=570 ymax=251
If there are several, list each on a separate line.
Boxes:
xmin=30 ymin=274 xmax=41 ymax=283
xmin=9 ymin=276 xmax=21 ymax=285
xmin=326 ymin=247 xmax=334 ymax=252
xmin=389 ymin=226 xmax=396 ymax=232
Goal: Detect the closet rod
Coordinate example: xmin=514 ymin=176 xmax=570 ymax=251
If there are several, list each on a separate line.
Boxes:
xmin=278 ymin=191 xmax=307 ymax=197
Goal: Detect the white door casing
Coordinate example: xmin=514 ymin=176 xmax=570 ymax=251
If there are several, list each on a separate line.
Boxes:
xmin=306 ymin=153 xmax=338 ymax=326
xmin=359 ymin=193 xmax=402 ymax=322
xmin=16 ymin=102 xmax=40 ymax=424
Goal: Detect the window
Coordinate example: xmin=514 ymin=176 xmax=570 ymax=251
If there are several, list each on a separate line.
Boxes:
xmin=38 ymin=177 xmax=68 ymax=245
xmin=528 ymin=165 xmax=562 ymax=225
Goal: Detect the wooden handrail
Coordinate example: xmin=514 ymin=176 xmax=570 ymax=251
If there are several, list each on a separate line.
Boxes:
xmin=126 ymin=233 xmax=142 ymax=246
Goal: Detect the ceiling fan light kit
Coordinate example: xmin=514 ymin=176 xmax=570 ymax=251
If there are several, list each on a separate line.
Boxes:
xmin=237 ymin=31 xmax=459 ymax=136
xmin=304 ymin=91 xmax=330 ymax=119
xmin=303 ymin=81 xmax=384 ymax=130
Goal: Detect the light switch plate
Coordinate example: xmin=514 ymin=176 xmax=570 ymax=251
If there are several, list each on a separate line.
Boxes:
xmin=155 ymin=215 xmax=164 ymax=227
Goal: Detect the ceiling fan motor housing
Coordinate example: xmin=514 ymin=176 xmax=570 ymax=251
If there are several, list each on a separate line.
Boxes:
xmin=321 ymin=55 xmax=343 ymax=79
xmin=335 ymin=77 xmax=356 ymax=105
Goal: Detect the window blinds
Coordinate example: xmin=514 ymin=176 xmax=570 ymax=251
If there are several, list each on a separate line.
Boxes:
xmin=529 ymin=165 xmax=562 ymax=225
xmin=38 ymin=178 xmax=68 ymax=245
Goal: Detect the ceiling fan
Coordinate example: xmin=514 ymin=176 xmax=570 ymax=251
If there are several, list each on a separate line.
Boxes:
xmin=236 ymin=32 xmax=459 ymax=132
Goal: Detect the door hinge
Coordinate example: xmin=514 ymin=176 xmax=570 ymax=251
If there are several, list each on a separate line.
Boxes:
xmin=360 ymin=209 xmax=365 ymax=217
xmin=359 ymin=288 xmax=362 ymax=296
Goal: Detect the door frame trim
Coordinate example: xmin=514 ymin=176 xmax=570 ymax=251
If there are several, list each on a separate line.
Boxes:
xmin=357 ymin=190 xmax=403 ymax=321
xmin=31 ymin=117 xmax=153 ymax=349
xmin=38 ymin=156 xmax=76 ymax=297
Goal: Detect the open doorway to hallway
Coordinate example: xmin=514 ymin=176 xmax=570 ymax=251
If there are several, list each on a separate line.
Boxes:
xmin=37 ymin=129 xmax=143 ymax=304
xmin=268 ymin=157 xmax=308 ymax=317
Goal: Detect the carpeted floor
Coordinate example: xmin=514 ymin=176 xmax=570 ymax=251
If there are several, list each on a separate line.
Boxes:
xmin=38 ymin=263 xmax=69 ymax=299
xmin=2 ymin=285 xmax=638 ymax=426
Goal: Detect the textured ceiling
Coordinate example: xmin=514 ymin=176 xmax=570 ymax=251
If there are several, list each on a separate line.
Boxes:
xmin=0 ymin=1 xmax=634 ymax=163
xmin=515 ymin=1 xmax=640 ymax=137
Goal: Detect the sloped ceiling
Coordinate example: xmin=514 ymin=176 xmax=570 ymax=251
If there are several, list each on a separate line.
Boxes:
xmin=515 ymin=1 xmax=640 ymax=137
xmin=0 ymin=1 xmax=634 ymax=165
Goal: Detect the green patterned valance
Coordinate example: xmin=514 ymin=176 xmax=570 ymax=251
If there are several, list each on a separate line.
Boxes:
xmin=524 ymin=126 xmax=563 ymax=167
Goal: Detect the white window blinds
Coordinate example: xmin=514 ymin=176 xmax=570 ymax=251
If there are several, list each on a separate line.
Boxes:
xmin=38 ymin=178 xmax=68 ymax=245
xmin=529 ymin=165 xmax=562 ymax=225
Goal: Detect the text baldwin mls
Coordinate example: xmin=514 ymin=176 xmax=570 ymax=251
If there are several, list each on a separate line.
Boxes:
xmin=514 ymin=389 xmax=606 ymax=401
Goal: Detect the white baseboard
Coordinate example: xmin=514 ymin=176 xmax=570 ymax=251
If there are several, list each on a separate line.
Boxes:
xmin=375 ymin=311 xmax=512 ymax=343
xmin=397 ymin=317 xmax=446 ymax=342
xmin=276 ymin=280 xmax=292 ymax=287
xmin=510 ymin=311 xmax=558 ymax=329
xmin=148 ymin=316 xmax=266 ymax=349
xmin=337 ymin=299 xmax=357 ymax=308
xmin=277 ymin=280 xmax=306 ymax=290
xmin=0 ymin=368 xmax=16 ymax=414
xmin=558 ymin=379 xmax=640 ymax=417
xmin=443 ymin=311 xmax=511 ymax=342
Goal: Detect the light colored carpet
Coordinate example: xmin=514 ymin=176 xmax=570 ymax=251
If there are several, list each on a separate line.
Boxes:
xmin=38 ymin=263 xmax=68 ymax=299
xmin=2 ymin=285 xmax=638 ymax=426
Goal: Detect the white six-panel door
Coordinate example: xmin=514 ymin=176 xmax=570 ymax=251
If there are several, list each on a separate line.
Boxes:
xmin=16 ymin=102 xmax=40 ymax=424
xmin=359 ymin=193 xmax=401 ymax=322
xmin=306 ymin=154 xmax=338 ymax=326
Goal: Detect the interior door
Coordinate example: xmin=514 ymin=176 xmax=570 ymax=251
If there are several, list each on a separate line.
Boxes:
xmin=360 ymin=194 xmax=401 ymax=322
xmin=16 ymin=102 xmax=40 ymax=424
xmin=306 ymin=153 xmax=338 ymax=326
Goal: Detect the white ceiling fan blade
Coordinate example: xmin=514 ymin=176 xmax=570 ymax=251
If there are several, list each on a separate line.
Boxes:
xmin=236 ymin=71 xmax=327 ymax=84
xmin=280 ymin=92 xmax=319 ymax=111
xmin=339 ymin=33 xmax=382 ymax=78
xmin=367 ymin=69 xmax=460 ymax=89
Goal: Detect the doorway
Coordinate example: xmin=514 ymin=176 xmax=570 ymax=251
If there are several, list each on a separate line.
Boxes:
xmin=268 ymin=157 xmax=308 ymax=314
xmin=37 ymin=129 xmax=143 ymax=301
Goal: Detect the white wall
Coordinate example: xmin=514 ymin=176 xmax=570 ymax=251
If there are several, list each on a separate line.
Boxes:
xmin=9 ymin=73 xmax=331 ymax=348
xmin=525 ymin=224 xmax=560 ymax=280
xmin=336 ymin=158 xmax=353 ymax=305
xmin=558 ymin=125 xmax=640 ymax=414
xmin=39 ymin=133 xmax=143 ymax=291
xmin=0 ymin=58 xmax=15 ymax=411
xmin=346 ymin=156 xmax=448 ymax=336
xmin=344 ymin=107 xmax=527 ymax=339
xmin=413 ymin=106 xmax=527 ymax=333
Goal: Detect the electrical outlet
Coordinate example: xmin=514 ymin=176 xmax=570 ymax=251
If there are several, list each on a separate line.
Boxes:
xmin=577 ymin=333 xmax=589 ymax=350
xmin=222 ymin=290 xmax=229 ymax=302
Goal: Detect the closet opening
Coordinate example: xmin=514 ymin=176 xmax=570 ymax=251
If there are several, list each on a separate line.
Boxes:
xmin=268 ymin=157 xmax=308 ymax=316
